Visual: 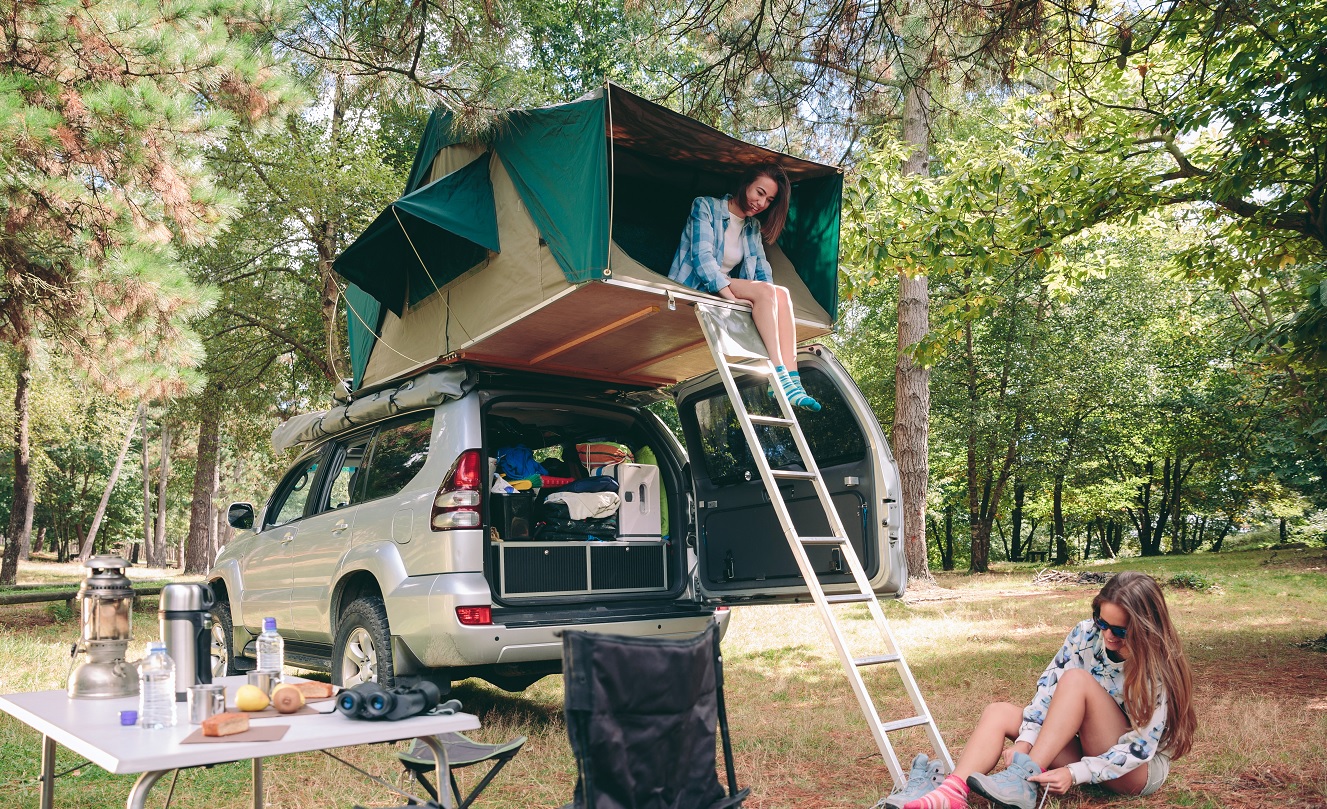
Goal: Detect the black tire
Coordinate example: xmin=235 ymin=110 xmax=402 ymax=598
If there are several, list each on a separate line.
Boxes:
xmin=333 ymin=596 xmax=395 ymax=689
xmin=209 ymin=600 xmax=243 ymax=677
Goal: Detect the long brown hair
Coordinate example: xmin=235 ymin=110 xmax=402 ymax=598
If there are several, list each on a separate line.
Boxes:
xmin=1093 ymin=571 xmax=1196 ymax=759
xmin=733 ymin=163 xmax=791 ymax=243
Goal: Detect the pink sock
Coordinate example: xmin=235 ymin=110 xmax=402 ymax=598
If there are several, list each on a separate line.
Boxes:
xmin=903 ymin=774 xmax=969 ymax=809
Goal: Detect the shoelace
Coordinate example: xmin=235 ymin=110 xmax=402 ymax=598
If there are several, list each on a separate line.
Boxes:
xmin=1035 ymin=784 xmax=1050 ymax=809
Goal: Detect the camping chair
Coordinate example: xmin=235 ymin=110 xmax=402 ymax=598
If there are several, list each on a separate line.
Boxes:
xmin=396 ymin=731 xmax=527 ymax=809
xmin=561 ymin=622 xmax=749 ymax=809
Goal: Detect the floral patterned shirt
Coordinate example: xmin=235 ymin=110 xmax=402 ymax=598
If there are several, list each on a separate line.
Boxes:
xmin=1017 ymin=619 xmax=1168 ymax=785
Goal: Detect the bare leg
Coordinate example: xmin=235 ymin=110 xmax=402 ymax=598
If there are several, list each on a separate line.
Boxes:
xmin=774 ymin=285 xmax=797 ymax=369
xmin=1027 ymin=668 xmax=1149 ymax=795
xmin=725 ymin=278 xmax=782 ymax=364
xmin=951 ymin=702 xmax=1022 ymax=780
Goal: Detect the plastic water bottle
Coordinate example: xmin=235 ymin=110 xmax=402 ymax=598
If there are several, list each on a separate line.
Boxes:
xmin=257 ymin=617 xmax=284 ymax=672
xmin=138 ymin=642 xmax=177 ymax=729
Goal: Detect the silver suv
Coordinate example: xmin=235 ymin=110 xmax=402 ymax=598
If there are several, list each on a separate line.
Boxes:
xmin=209 ymin=347 xmax=906 ymax=691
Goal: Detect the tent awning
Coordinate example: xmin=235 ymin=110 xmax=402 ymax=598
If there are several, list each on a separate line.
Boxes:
xmin=335 ymin=152 xmax=499 ymax=317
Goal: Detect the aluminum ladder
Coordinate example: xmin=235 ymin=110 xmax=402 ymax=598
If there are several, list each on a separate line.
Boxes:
xmin=693 ymin=302 xmax=952 ymax=787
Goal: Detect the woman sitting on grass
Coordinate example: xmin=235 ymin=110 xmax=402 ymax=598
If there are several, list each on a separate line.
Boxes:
xmin=892 ymin=571 xmax=1196 ymax=809
xmin=668 ymin=163 xmax=820 ymax=411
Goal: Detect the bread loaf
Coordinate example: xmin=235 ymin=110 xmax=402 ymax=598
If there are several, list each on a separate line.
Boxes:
xmin=293 ymin=681 xmax=334 ymax=699
xmin=202 ymin=711 xmax=250 ymax=737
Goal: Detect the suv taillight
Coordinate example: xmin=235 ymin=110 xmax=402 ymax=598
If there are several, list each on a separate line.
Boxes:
xmin=431 ymin=449 xmax=483 ymax=530
xmin=456 ymin=606 xmax=492 ymax=625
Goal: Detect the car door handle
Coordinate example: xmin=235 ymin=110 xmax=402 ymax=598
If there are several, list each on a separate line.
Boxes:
xmin=331 ymin=520 xmax=350 ymax=534
xmin=280 ymin=532 xmax=295 ymax=544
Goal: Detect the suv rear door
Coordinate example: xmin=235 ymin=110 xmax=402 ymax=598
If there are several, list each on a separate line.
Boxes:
xmin=674 ymin=345 xmax=905 ymax=603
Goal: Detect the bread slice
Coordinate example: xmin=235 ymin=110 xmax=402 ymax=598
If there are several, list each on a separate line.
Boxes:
xmin=293 ymin=681 xmax=334 ymax=699
xmin=202 ymin=711 xmax=250 ymax=737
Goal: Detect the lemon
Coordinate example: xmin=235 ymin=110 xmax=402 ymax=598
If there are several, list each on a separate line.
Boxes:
xmin=235 ymin=684 xmax=270 ymax=712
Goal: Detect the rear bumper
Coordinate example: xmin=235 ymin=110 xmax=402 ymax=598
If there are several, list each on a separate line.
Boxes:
xmin=389 ymin=572 xmax=728 ymax=668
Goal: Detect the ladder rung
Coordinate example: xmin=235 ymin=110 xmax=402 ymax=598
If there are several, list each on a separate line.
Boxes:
xmin=854 ymin=653 xmax=901 ymax=667
xmin=880 ymin=716 xmax=932 ymax=733
xmin=799 ymin=536 xmax=848 ymax=546
xmin=749 ymin=415 xmax=795 ymax=427
xmin=726 ymin=362 xmax=772 ymax=376
xmin=771 ymin=470 xmax=817 ymax=480
xmin=825 ymin=593 xmax=872 ymax=605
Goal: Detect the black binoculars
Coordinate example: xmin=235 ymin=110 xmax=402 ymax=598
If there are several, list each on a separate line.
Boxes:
xmin=335 ymin=680 xmax=447 ymax=721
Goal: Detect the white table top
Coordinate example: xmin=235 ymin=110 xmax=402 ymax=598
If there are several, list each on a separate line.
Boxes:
xmin=0 ymin=676 xmax=479 ymax=775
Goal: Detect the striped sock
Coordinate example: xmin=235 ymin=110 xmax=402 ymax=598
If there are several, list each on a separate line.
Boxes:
xmin=776 ymin=366 xmax=821 ymax=411
xmin=903 ymin=775 xmax=968 ymax=809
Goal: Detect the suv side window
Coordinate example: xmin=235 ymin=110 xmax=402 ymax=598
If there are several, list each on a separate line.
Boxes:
xmin=691 ymin=367 xmax=865 ymax=485
xmin=265 ymin=455 xmax=323 ymax=528
xmin=361 ymin=412 xmax=435 ymax=501
xmin=319 ymin=436 xmax=371 ymax=512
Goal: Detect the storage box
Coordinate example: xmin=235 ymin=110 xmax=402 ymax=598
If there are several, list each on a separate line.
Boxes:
xmin=489 ymin=492 xmax=536 ymax=540
xmin=497 ymin=541 xmax=667 ymax=597
xmin=597 ymin=463 xmax=662 ymax=539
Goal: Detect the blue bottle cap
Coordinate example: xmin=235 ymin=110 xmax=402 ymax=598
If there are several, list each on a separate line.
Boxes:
xmin=119 ymin=710 xmax=138 ymax=726
xmin=263 ymin=617 xmax=277 ymax=631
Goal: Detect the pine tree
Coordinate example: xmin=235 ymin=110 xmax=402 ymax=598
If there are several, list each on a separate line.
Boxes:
xmin=0 ymin=0 xmax=297 ymax=582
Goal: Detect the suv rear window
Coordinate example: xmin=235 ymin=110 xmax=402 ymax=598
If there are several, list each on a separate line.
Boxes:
xmin=691 ymin=367 xmax=865 ymax=486
xmin=361 ymin=413 xmax=434 ymax=500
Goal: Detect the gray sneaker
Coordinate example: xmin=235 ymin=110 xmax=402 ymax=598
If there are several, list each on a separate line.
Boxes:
xmin=966 ymin=751 xmax=1042 ymax=809
xmin=878 ymin=753 xmax=945 ymax=809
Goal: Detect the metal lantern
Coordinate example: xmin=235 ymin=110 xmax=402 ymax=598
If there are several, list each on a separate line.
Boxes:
xmin=67 ymin=556 xmax=140 ymax=699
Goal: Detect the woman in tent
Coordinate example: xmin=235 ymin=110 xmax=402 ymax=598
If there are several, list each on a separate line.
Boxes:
xmin=892 ymin=571 xmax=1196 ymax=809
xmin=668 ymin=164 xmax=821 ymax=411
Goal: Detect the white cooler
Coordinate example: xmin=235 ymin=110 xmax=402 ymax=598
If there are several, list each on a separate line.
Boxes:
xmin=598 ymin=463 xmax=662 ymax=540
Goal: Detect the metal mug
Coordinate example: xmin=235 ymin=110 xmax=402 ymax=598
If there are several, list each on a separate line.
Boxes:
xmin=187 ymin=684 xmax=225 ymax=724
xmin=247 ymin=669 xmax=282 ymax=695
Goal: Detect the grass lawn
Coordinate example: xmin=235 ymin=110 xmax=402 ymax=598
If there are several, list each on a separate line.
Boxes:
xmin=1 ymin=548 xmax=1324 ymax=808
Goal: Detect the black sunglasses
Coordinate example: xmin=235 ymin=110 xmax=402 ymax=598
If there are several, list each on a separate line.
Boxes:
xmin=1094 ymin=616 xmax=1128 ymax=640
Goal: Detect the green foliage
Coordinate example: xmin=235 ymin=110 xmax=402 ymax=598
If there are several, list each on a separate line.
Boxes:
xmin=1166 ymin=571 xmax=1218 ymax=592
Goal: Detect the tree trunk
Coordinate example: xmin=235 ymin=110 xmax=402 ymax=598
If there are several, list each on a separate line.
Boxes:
xmin=894 ymin=70 xmax=934 ymax=582
xmin=1279 ymin=517 xmax=1287 ymax=544
xmin=1211 ymin=518 xmax=1233 ymax=552
xmin=185 ymin=391 xmax=222 ymax=574
xmin=153 ymin=422 xmax=173 ymax=567
xmin=2 ymin=337 xmax=37 ymax=585
xmin=1011 ymin=482 xmax=1025 ymax=561
xmin=80 ymin=403 xmax=144 ymax=560
xmin=142 ymin=408 xmax=153 ymax=565
xmin=1052 ymin=475 xmax=1068 ymax=564
xmin=942 ymin=504 xmax=955 ymax=571
xmin=33 ymin=526 xmax=46 ymax=555
xmin=1084 ymin=519 xmax=1094 ymax=560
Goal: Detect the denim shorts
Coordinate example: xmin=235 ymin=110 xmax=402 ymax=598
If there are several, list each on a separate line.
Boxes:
xmin=1140 ymin=753 xmax=1171 ymax=796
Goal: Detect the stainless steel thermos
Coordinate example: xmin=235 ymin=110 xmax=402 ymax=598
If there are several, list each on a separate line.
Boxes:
xmin=159 ymin=583 xmax=215 ymax=701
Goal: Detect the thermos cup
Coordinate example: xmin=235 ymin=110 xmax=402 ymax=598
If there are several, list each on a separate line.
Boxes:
xmin=159 ymin=583 xmax=215 ymax=701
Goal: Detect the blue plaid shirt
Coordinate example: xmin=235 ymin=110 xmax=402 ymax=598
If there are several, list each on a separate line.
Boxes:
xmin=668 ymin=195 xmax=773 ymax=294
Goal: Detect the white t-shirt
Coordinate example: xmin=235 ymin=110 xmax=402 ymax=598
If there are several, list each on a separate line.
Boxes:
xmin=722 ymin=213 xmax=745 ymax=272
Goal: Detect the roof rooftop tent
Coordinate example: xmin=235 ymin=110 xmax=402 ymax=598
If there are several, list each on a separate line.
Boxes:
xmin=336 ymin=83 xmax=843 ymax=394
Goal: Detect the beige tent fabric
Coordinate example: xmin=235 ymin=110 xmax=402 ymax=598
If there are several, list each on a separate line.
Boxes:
xmin=361 ymin=144 xmax=834 ymax=389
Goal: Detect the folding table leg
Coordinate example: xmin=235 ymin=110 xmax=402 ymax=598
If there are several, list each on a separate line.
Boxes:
xmin=39 ymin=735 xmax=55 ymax=809
xmin=253 ymin=757 xmax=264 ymax=809
xmin=416 ymin=736 xmax=453 ymax=809
xmin=126 ymin=770 xmax=171 ymax=809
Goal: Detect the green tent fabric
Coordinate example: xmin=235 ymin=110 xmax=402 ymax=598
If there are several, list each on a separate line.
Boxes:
xmin=403 ymin=107 xmax=462 ymax=196
xmin=494 ymin=95 xmax=609 ymax=282
xmin=780 ymin=173 xmax=842 ymax=320
xmin=345 ymin=283 xmax=382 ymax=390
xmin=335 ymin=152 xmax=500 ymax=317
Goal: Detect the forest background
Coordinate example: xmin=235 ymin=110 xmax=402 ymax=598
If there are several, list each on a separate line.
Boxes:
xmin=0 ymin=0 xmax=1323 ymax=582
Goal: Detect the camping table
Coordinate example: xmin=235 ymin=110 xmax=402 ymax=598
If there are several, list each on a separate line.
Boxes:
xmin=0 ymin=675 xmax=479 ymax=809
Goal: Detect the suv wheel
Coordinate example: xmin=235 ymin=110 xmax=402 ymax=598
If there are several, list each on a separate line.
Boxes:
xmin=334 ymin=596 xmax=395 ymax=689
xmin=210 ymin=600 xmax=242 ymax=677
